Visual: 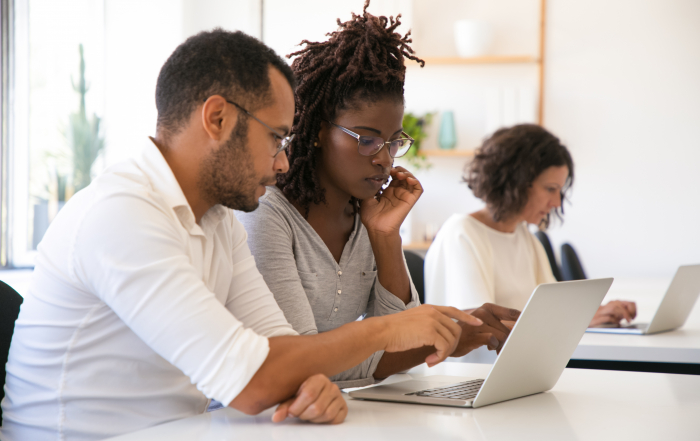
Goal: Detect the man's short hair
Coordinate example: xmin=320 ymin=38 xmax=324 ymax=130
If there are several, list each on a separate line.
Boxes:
xmin=155 ymin=29 xmax=295 ymax=139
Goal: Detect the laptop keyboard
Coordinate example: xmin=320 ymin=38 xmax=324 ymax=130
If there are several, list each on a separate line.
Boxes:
xmin=406 ymin=379 xmax=485 ymax=400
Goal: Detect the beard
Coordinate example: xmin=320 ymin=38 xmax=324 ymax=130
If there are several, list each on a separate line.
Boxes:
xmin=198 ymin=117 xmax=271 ymax=213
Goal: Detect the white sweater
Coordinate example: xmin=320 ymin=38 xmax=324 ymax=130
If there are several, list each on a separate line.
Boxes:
xmin=425 ymin=214 xmax=556 ymax=311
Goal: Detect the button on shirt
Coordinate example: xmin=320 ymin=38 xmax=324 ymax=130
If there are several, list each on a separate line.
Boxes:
xmin=0 ymin=139 xmax=296 ymax=441
xmin=236 ymin=186 xmax=420 ymax=388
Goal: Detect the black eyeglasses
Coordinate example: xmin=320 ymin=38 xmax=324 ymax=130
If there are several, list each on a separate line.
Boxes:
xmin=326 ymin=121 xmax=414 ymax=158
xmin=226 ymin=100 xmax=295 ymax=157
xmin=204 ymin=97 xmax=294 ymax=157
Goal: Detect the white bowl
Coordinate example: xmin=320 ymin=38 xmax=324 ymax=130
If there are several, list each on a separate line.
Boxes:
xmin=454 ymin=19 xmax=493 ymax=58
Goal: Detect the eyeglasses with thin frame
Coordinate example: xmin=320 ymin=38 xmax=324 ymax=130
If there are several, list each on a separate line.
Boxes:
xmin=203 ymin=97 xmax=294 ymax=157
xmin=326 ymin=121 xmax=414 ymax=158
xmin=226 ymin=100 xmax=295 ymax=157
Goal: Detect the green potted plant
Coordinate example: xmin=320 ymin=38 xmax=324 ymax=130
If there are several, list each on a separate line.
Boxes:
xmin=401 ymin=112 xmax=433 ymax=170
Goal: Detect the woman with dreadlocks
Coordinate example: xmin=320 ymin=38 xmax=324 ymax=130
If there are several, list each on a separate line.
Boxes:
xmin=237 ymin=2 xmax=518 ymax=387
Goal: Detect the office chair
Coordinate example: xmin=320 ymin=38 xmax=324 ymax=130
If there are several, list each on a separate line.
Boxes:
xmin=560 ymin=243 xmax=587 ymax=281
xmin=534 ymin=231 xmax=563 ymax=282
xmin=403 ymin=250 xmax=425 ymax=304
xmin=1 ymin=280 xmax=24 ymax=425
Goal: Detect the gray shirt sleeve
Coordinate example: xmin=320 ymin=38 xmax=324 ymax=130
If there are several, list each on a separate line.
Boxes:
xmin=236 ymin=201 xmax=318 ymax=335
xmin=365 ymin=253 xmax=421 ymax=319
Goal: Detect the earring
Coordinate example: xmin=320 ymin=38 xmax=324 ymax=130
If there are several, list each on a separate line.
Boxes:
xmin=314 ymin=141 xmax=318 ymax=147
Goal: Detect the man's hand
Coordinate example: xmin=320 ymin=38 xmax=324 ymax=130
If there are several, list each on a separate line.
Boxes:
xmin=377 ymin=305 xmax=483 ymax=367
xmin=272 ymin=374 xmax=347 ymax=424
xmin=450 ymin=303 xmax=522 ymax=357
xmin=590 ymin=300 xmax=637 ymax=327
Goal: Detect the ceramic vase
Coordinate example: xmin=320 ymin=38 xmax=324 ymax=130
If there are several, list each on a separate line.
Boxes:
xmin=438 ymin=111 xmax=457 ymax=150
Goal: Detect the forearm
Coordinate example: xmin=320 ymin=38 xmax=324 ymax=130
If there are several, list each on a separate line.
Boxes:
xmin=367 ymin=231 xmax=411 ymax=304
xmin=231 ymin=303 xmax=480 ymax=414
xmin=373 ymin=346 xmax=435 ymax=379
xmin=230 ymin=317 xmax=388 ymax=414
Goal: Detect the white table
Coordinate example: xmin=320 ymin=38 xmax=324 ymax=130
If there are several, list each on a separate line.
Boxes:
xmin=105 ymin=362 xmax=700 ymax=441
xmin=454 ymin=277 xmax=700 ymax=372
xmin=573 ymin=278 xmax=700 ymax=365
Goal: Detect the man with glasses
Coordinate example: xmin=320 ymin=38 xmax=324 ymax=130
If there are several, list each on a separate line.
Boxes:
xmin=227 ymin=99 xmax=295 ymax=153
xmin=1 ymin=29 xmax=483 ymax=441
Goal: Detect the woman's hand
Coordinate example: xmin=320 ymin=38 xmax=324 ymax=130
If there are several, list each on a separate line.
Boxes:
xmin=450 ymin=303 xmax=522 ymax=357
xmin=360 ymin=166 xmax=423 ymax=237
xmin=589 ymin=300 xmax=637 ymax=327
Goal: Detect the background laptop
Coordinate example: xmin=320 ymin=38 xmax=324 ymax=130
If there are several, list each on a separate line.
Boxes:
xmin=587 ymin=264 xmax=700 ymax=335
xmin=350 ymin=278 xmax=613 ymax=408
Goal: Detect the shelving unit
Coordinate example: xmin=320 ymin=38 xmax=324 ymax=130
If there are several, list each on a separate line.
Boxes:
xmin=402 ymin=241 xmax=433 ymax=251
xmin=402 ymin=0 xmax=548 ymax=251
xmin=403 ymin=0 xmax=547 ymax=249
xmin=410 ymin=0 xmax=548 ymax=157
xmin=422 ymin=149 xmax=475 ymax=157
xmin=419 ymin=55 xmax=539 ymax=65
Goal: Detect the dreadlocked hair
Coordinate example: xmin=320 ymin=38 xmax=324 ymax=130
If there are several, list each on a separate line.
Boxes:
xmin=276 ymin=0 xmax=424 ymax=214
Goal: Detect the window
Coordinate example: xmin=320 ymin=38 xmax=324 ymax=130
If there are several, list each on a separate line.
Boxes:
xmin=4 ymin=0 xmax=105 ymax=267
xmin=1 ymin=0 xmax=262 ymax=268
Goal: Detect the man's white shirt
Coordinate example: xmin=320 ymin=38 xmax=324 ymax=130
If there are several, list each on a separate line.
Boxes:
xmin=0 ymin=139 xmax=297 ymax=441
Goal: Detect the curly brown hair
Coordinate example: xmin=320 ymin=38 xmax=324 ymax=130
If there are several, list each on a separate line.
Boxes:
xmin=276 ymin=0 xmax=424 ymax=212
xmin=464 ymin=124 xmax=574 ymax=228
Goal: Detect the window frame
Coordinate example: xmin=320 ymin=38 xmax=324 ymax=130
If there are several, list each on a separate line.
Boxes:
xmin=1 ymin=0 xmax=15 ymax=268
xmin=1 ymin=0 xmax=36 ymax=268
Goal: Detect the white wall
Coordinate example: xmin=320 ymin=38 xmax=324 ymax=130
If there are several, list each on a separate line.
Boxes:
xmin=102 ymin=0 xmax=184 ymax=165
xmin=264 ymin=0 xmax=412 ymax=63
xmin=543 ymin=0 xmax=700 ymax=278
xmin=183 ymin=0 xmax=261 ymax=40
xmin=102 ymin=0 xmax=261 ymax=166
xmin=404 ymin=0 xmax=700 ymax=279
xmin=402 ymin=0 xmax=541 ymax=244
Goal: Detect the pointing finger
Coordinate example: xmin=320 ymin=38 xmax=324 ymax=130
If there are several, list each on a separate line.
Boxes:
xmin=430 ymin=305 xmax=483 ymax=327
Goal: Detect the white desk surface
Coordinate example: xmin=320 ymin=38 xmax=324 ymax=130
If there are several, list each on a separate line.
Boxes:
xmin=105 ymin=362 xmax=700 ymax=441
xmin=455 ymin=277 xmax=700 ymax=365
xmin=574 ymin=277 xmax=700 ymax=363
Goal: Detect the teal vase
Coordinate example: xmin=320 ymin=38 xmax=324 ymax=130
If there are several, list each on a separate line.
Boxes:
xmin=438 ymin=111 xmax=457 ymax=149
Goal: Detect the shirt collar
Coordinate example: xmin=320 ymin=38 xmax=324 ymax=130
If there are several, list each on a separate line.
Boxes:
xmin=136 ymin=137 xmax=227 ymax=235
xmin=137 ymin=137 xmax=190 ymax=211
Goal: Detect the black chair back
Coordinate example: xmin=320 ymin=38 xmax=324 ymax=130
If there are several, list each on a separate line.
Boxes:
xmin=1 ymin=280 xmax=24 ymax=424
xmin=560 ymin=243 xmax=587 ymax=281
xmin=534 ymin=231 xmax=563 ymax=282
xmin=403 ymin=250 xmax=425 ymax=304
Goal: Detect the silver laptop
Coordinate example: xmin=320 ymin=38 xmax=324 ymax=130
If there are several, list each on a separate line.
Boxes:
xmin=349 ymin=278 xmax=613 ymax=408
xmin=587 ymin=264 xmax=700 ymax=335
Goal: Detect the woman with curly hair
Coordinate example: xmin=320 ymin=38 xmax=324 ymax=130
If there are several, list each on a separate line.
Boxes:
xmin=425 ymin=124 xmax=635 ymax=327
xmin=237 ymin=1 xmax=518 ymax=387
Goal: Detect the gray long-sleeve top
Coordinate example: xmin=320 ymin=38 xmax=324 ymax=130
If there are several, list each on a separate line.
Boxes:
xmin=236 ymin=186 xmax=420 ymax=388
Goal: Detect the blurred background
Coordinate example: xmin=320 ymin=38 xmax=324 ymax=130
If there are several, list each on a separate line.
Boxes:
xmin=1 ymin=0 xmax=699 ymax=284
